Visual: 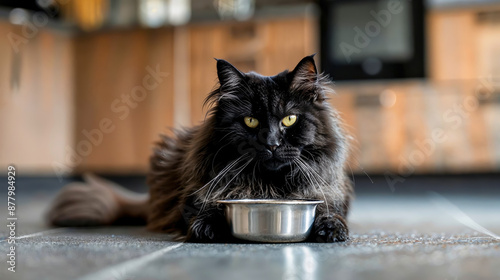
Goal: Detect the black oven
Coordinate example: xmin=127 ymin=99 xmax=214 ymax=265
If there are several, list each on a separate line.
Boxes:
xmin=320 ymin=0 xmax=426 ymax=80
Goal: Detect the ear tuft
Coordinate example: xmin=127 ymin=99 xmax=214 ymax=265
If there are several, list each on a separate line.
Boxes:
xmin=289 ymin=55 xmax=318 ymax=92
xmin=216 ymin=59 xmax=244 ymax=89
xmin=287 ymin=55 xmax=329 ymax=101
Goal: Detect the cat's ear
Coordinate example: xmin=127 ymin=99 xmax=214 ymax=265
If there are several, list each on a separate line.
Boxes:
xmin=216 ymin=59 xmax=244 ymax=88
xmin=289 ymin=55 xmax=318 ymax=89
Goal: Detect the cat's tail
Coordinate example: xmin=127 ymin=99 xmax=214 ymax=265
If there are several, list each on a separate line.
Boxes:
xmin=47 ymin=174 xmax=149 ymax=227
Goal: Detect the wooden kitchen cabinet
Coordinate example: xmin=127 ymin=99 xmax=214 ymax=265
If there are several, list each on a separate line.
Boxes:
xmin=72 ymin=28 xmax=176 ymax=173
xmin=2 ymin=5 xmax=499 ymax=175
xmin=71 ymin=14 xmax=318 ymax=173
xmin=188 ymin=15 xmax=318 ymax=125
xmin=0 ymin=21 xmax=74 ymax=174
xmin=332 ymin=79 xmax=500 ymax=174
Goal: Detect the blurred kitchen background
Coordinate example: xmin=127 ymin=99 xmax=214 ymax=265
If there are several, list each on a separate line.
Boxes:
xmin=2 ymin=4 xmax=499 ymax=279
xmin=0 ymin=0 xmax=499 ymax=188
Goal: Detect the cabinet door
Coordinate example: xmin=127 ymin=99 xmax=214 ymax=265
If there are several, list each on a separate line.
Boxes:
xmin=0 ymin=23 xmax=74 ymax=174
xmin=73 ymin=29 xmax=175 ymax=173
xmin=332 ymin=80 xmax=500 ymax=174
xmin=189 ymin=15 xmax=319 ymax=125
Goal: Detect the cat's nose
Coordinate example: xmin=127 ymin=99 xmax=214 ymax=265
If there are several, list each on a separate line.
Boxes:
xmin=267 ymin=145 xmax=279 ymax=152
xmin=265 ymin=129 xmax=281 ymax=152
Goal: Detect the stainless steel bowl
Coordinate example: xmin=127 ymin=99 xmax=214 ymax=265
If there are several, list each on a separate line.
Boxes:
xmin=217 ymin=199 xmax=323 ymax=243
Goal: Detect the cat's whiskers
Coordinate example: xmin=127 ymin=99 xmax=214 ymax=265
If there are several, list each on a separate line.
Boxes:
xmin=251 ymin=159 xmax=260 ymax=182
xmin=300 ymin=149 xmax=316 ymax=160
xmin=345 ymin=161 xmax=356 ymax=186
xmin=340 ymin=134 xmax=374 ymax=184
xmin=200 ymin=156 xmax=253 ymax=213
xmin=207 ymin=154 xmax=250 ymax=193
xmin=190 ymin=154 xmax=248 ymax=196
xmin=298 ymin=157 xmax=344 ymax=201
xmin=284 ymin=161 xmax=299 ymax=192
xmin=200 ymin=153 xmax=252 ymax=212
xmin=216 ymin=128 xmax=238 ymax=143
xmin=297 ymin=159 xmax=327 ymax=196
xmin=293 ymin=158 xmax=329 ymax=215
xmin=296 ymin=157 xmax=349 ymax=211
xmin=353 ymin=158 xmax=373 ymax=184
xmin=287 ymin=161 xmax=295 ymax=185
xmin=208 ymin=158 xmax=253 ymax=202
xmin=298 ymin=150 xmax=352 ymax=208
xmin=297 ymin=156 xmax=349 ymax=213
xmin=211 ymin=141 xmax=234 ymax=174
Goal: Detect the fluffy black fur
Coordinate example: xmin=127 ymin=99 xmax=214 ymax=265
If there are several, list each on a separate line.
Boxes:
xmin=147 ymin=55 xmax=353 ymax=242
xmin=48 ymin=55 xmax=353 ymax=243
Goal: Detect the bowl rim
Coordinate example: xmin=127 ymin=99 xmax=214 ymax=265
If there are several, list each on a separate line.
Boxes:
xmin=216 ymin=199 xmax=324 ymax=205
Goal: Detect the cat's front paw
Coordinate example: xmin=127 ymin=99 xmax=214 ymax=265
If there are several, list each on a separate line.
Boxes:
xmin=310 ymin=214 xmax=349 ymax=243
xmin=186 ymin=216 xmax=231 ymax=243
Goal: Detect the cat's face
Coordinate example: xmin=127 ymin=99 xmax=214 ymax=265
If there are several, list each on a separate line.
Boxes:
xmin=210 ymin=56 xmax=330 ymax=171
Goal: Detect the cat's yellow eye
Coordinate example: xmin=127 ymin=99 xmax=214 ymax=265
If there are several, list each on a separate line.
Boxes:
xmin=244 ymin=117 xmax=259 ymax=128
xmin=282 ymin=115 xmax=297 ymax=127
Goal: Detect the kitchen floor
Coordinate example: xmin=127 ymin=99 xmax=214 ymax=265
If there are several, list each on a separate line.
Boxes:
xmin=1 ymin=175 xmax=499 ymax=280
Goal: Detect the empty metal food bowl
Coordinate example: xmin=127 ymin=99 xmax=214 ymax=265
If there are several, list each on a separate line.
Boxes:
xmin=217 ymin=199 xmax=323 ymax=243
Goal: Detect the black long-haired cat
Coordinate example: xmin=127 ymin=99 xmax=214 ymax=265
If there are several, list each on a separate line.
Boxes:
xmin=48 ymin=55 xmax=353 ymax=243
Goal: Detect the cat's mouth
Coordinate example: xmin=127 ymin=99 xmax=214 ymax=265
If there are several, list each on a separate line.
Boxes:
xmin=262 ymin=159 xmax=290 ymax=171
xmin=259 ymin=146 xmax=301 ymax=171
